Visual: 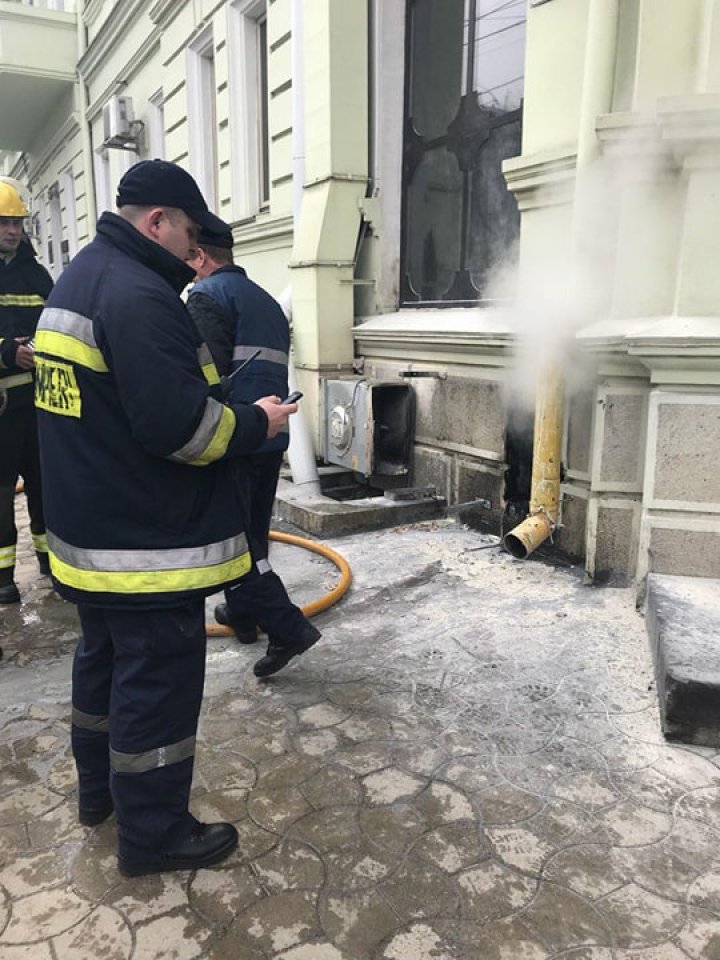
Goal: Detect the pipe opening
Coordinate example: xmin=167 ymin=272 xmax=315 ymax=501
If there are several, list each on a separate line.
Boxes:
xmin=503 ymin=533 xmax=528 ymax=560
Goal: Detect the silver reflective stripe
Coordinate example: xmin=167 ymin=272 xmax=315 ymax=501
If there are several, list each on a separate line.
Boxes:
xmin=256 ymin=558 xmax=272 ymax=575
xmin=110 ymin=735 xmax=195 ymax=774
xmin=72 ymin=707 xmax=109 ymax=732
xmin=233 ymin=345 xmax=288 ymax=367
xmin=197 ymin=343 xmax=213 ymax=367
xmin=47 ymin=530 xmax=248 ymax=573
xmin=169 ymin=397 xmax=224 ymax=464
xmin=1 ymin=372 xmax=33 ymax=389
xmin=38 ymin=307 xmax=99 ymax=348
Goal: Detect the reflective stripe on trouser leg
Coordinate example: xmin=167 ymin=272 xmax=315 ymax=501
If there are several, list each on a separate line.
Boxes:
xmin=105 ymin=602 xmax=207 ymax=862
xmin=73 ymin=607 xmax=114 ymax=811
xmin=0 ymin=543 xmax=16 ymax=570
xmin=32 ymin=532 xmax=48 ymax=553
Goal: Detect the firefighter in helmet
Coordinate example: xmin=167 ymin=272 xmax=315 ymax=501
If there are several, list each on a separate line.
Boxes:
xmin=0 ymin=181 xmax=53 ymax=610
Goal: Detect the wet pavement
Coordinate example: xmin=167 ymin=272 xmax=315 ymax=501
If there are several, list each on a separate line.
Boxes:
xmin=2 ymin=500 xmax=720 ymax=960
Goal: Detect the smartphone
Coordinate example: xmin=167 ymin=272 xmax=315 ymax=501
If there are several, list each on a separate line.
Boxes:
xmin=282 ymin=390 xmax=303 ymax=404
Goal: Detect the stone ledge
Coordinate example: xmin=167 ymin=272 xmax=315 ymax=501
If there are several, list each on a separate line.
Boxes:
xmin=646 ymin=572 xmax=720 ymax=746
xmin=274 ymin=478 xmax=446 ymax=537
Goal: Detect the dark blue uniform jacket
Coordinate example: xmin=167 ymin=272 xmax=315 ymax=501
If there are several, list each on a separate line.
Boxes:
xmin=34 ymin=213 xmax=268 ymax=609
xmin=188 ymin=265 xmax=290 ymax=454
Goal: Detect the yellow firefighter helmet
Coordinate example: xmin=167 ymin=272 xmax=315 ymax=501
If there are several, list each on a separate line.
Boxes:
xmin=0 ymin=181 xmax=29 ymax=218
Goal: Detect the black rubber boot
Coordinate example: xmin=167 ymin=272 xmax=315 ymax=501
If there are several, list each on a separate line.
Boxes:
xmin=214 ymin=603 xmax=258 ymax=644
xmin=253 ymin=624 xmax=321 ymax=679
xmin=0 ymin=582 xmax=20 ymax=604
xmin=117 ymin=821 xmax=238 ymax=877
xmin=79 ymin=798 xmax=114 ymax=827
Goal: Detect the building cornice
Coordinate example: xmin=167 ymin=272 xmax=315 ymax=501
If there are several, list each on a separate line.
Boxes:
xmin=83 ymin=0 xmax=104 ymax=27
xmin=354 ymin=309 xmax=514 ymax=356
xmin=149 ymin=0 xmax=185 ymax=28
xmin=78 ymin=0 xmax=156 ymax=82
xmin=657 ymin=93 xmax=720 ymax=170
xmin=503 ymin=145 xmax=577 ymax=211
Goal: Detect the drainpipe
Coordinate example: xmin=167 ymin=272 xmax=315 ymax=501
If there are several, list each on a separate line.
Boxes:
xmin=284 ymin=0 xmax=322 ymax=496
xmin=77 ymin=0 xmax=97 ymax=234
xmin=503 ymin=0 xmax=620 ymax=560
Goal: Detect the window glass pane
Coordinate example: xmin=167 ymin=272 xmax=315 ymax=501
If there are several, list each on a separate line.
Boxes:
xmin=405 ymin=147 xmax=463 ymax=301
xmin=409 ymin=0 xmax=465 ymax=140
xmin=474 ymin=0 xmax=526 ymax=111
xmin=468 ymin=119 xmax=522 ymax=292
xmin=401 ymin=0 xmax=525 ymax=305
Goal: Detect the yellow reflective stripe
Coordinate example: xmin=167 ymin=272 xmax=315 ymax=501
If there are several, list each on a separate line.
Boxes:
xmin=1 ymin=372 xmax=33 ymax=388
xmin=49 ymin=548 xmax=252 ymax=594
xmin=190 ymin=404 xmax=236 ymax=466
xmin=34 ymin=329 xmax=108 ymax=373
xmin=201 ymin=361 xmax=220 ymax=386
xmin=197 ymin=345 xmax=220 ymax=386
xmin=32 ymin=532 xmax=49 ymax=553
xmin=0 ymin=294 xmax=45 ymax=307
xmin=0 ymin=544 xmax=16 ymax=568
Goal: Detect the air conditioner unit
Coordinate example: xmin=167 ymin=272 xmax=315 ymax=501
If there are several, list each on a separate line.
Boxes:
xmin=102 ymin=96 xmax=141 ymax=150
xmin=323 ymin=379 xmax=415 ymax=478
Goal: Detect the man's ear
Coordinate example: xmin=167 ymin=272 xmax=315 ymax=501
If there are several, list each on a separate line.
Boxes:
xmin=147 ymin=208 xmax=164 ymax=238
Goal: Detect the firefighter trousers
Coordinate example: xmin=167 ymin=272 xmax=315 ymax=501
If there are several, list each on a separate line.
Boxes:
xmin=72 ymin=601 xmax=206 ymax=863
xmin=224 ymin=451 xmax=312 ymax=645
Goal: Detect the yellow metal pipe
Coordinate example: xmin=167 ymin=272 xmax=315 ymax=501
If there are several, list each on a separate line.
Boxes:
xmin=504 ymin=1 xmax=618 ymax=563
xmin=504 ymin=366 xmax=564 ymax=560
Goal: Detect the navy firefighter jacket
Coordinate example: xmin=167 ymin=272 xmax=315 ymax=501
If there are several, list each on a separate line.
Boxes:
xmin=34 ymin=212 xmax=269 ymax=609
xmin=188 ymin=265 xmax=290 ymax=454
xmin=0 ymin=237 xmax=53 ymax=411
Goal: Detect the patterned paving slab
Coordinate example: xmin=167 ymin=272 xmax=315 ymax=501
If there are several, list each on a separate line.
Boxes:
xmin=1 ymin=515 xmax=720 ymax=958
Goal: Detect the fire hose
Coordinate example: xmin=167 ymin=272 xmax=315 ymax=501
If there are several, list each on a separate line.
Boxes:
xmin=206 ymin=530 xmax=352 ymax=636
xmin=15 ymin=480 xmax=352 ymax=631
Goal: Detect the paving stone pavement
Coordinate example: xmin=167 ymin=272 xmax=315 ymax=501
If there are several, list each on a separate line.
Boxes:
xmin=2 ymin=499 xmax=720 ymax=959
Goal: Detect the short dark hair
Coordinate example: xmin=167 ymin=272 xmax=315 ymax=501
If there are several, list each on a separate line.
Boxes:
xmin=202 ymin=243 xmax=234 ymax=266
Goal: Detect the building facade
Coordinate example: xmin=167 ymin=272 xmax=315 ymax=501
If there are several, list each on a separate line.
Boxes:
xmin=1 ymin=0 xmax=719 ymax=587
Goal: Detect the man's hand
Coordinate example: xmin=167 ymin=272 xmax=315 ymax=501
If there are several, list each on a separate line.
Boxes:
xmin=15 ymin=340 xmax=34 ymax=370
xmin=254 ymin=395 xmax=298 ymax=438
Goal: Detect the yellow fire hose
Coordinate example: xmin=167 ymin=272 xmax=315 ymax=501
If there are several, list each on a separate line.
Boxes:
xmin=15 ymin=480 xmax=352 ymax=631
xmin=206 ymin=530 xmax=352 ymax=636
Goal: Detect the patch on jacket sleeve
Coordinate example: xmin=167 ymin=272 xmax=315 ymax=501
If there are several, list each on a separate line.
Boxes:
xmin=34 ymin=356 xmax=81 ymax=418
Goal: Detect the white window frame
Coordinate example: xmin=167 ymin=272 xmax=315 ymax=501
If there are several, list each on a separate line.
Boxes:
xmin=187 ymin=27 xmax=218 ymax=209
xmin=34 ymin=191 xmax=51 ymax=270
xmin=94 ymin=146 xmax=111 ymax=216
xmin=61 ymin=166 xmax=78 ymax=260
xmin=148 ymin=88 xmax=166 ymax=160
xmin=229 ymin=0 xmax=269 ymax=220
xmin=48 ymin=181 xmax=63 ymax=278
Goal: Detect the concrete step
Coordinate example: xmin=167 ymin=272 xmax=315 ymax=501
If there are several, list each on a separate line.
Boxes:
xmin=646 ymin=572 xmax=720 ymax=746
xmin=274 ymin=478 xmax=445 ymax=537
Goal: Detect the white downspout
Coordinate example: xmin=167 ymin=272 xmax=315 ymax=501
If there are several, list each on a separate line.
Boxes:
xmin=284 ymin=0 xmax=321 ymax=495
